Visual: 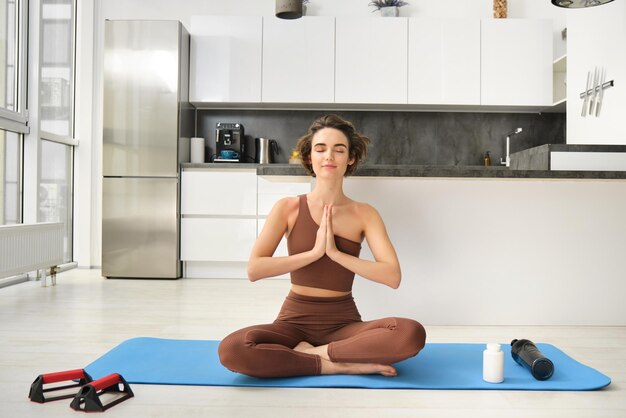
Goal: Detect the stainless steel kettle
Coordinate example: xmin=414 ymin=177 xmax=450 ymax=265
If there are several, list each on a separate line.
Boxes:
xmin=255 ymin=138 xmax=279 ymax=164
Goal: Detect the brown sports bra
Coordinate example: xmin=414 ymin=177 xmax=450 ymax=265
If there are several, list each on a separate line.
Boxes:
xmin=287 ymin=195 xmax=362 ymax=292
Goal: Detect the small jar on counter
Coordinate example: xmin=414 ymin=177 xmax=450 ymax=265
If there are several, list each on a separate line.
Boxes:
xmin=289 ymin=150 xmax=302 ymax=165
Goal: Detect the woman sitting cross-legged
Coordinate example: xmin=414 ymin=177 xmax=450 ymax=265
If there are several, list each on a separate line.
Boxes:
xmin=218 ymin=114 xmax=426 ymax=378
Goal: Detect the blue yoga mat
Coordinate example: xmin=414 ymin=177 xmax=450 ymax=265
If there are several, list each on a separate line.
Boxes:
xmin=84 ymin=337 xmax=610 ymax=391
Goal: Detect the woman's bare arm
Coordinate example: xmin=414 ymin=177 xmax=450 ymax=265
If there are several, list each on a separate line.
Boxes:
xmin=247 ymin=198 xmax=327 ymax=281
xmin=325 ymin=204 xmax=401 ymax=288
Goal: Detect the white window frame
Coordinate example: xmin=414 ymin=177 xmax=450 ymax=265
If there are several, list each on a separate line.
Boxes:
xmin=0 ymin=0 xmax=29 ymax=132
xmin=38 ymin=0 xmax=77 ymax=146
xmin=36 ymin=0 xmax=77 ymax=265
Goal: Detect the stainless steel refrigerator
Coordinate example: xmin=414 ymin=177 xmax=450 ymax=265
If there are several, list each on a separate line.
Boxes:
xmin=102 ymin=20 xmax=192 ymax=279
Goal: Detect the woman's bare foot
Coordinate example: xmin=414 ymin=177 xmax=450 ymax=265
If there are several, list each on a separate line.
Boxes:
xmin=293 ymin=341 xmax=397 ymax=377
xmin=293 ymin=341 xmax=331 ymax=361
xmin=293 ymin=341 xmax=315 ymax=352
xmin=321 ymin=358 xmax=397 ymax=377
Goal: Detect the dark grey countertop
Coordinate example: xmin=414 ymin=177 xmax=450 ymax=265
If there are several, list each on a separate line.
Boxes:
xmin=548 ymin=144 xmax=626 ymax=152
xmin=513 ymin=144 xmax=626 ymax=156
xmin=181 ymin=163 xmax=626 ymax=179
xmin=509 ymin=144 xmax=626 ymax=172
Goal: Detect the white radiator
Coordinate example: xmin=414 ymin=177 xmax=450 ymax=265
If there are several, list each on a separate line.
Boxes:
xmin=0 ymin=222 xmax=64 ymax=279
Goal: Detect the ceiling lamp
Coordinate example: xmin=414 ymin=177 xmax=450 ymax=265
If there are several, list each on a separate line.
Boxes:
xmin=551 ymin=0 xmax=614 ymax=8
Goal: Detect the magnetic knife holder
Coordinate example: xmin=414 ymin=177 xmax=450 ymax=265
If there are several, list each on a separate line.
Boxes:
xmin=579 ymin=79 xmax=615 ymax=98
xmin=579 ymin=67 xmax=614 ymax=117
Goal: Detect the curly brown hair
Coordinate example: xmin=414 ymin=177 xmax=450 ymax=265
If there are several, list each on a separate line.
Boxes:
xmin=295 ymin=115 xmax=369 ymax=177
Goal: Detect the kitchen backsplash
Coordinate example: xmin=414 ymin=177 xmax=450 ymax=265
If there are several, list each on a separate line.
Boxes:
xmin=196 ymin=110 xmax=565 ymax=166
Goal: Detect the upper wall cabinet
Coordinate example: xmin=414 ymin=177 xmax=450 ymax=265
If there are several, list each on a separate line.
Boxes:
xmin=262 ymin=17 xmax=335 ymax=103
xmin=408 ymin=19 xmax=480 ymax=105
xmin=188 ymin=17 xmax=553 ymax=110
xmin=189 ymin=16 xmax=262 ymax=103
xmin=481 ymin=19 xmax=553 ymax=106
xmin=335 ymin=18 xmax=408 ymax=104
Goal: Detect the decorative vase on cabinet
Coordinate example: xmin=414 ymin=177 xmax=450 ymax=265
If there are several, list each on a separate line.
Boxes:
xmin=381 ymin=6 xmax=399 ymax=17
xmin=370 ymin=0 xmax=407 ymax=17
xmin=493 ymin=0 xmax=507 ymax=18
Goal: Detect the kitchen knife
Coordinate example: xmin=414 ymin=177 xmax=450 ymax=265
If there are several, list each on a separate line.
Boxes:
xmin=595 ymin=67 xmax=605 ymax=117
xmin=589 ymin=67 xmax=598 ymax=116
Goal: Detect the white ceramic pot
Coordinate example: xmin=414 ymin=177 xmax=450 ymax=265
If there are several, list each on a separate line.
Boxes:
xmin=380 ymin=6 xmax=399 ymax=17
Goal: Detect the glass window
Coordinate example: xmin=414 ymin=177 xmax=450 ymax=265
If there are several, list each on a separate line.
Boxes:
xmin=39 ymin=0 xmax=74 ymax=138
xmin=39 ymin=139 xmax=72 ymax=262
xmin=38 ymin=0 xmax=75 ymax=263
xmin=0 ymin=0 xmax=26 ymax=131
xmin=1 ymin=128 xmax=21 ymax=224
xmin=1 ymin=0 xmax=18 ymax=113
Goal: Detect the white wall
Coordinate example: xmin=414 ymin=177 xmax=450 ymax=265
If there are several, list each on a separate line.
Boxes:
xmin=73 ymin=0 xmax=99 ymax=269
xmin=23 ymin=0 xmax=42 ymax=225
xmin=507 ymin=0 xmax=567 ymax=59
xmin=566 ymin=1 xmax=626 ymax=144
xmin=99 ymin=0 xmax=492 ymax=21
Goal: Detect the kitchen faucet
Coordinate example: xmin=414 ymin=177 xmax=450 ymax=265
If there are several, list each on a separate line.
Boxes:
xmin=500 ymin=128 xmax=523 ymax=167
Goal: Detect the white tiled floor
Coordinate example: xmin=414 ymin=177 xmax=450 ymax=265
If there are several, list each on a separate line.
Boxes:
xmin=0 ymin=269 xmax=623 ymax=417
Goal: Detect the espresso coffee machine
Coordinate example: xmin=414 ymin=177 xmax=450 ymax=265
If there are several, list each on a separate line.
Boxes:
xmin=214 ymin=122 xmax=245 ymax=162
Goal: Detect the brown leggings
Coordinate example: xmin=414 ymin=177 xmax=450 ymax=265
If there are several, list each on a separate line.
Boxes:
xmin=218 ymin=291 xmax=426 ymax=378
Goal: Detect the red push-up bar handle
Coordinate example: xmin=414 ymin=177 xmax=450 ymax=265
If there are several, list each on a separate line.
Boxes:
xmin=90 ymin=373 xmax=122 ymax=391
xmin=41 ymin=369 xmax=87 ymax=384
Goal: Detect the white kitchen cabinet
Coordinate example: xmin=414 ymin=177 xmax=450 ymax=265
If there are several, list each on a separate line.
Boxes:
xmin=180 ymin=170 xmax=310 ymax=277
xmin=553 ymin=54 xmax=566 ymax=110
xmin=189 ymin=16 xmax=262 ymax=103
xmin=481 ymin=19 xmax=553 ymax=106
xmin=181 ymin=169 xmax=257 ymax=274
xmin=262 ymin=17 xmax=335 ymax=103
xmin=181 ymin=170 xmax=257 ymax=216
xmin=181 ymin=218 xmax=256 ymax=262
xmin=335 ymin=17 xmax=408 ymax=104
xmin=257 ymin=175 xmax=311 ymax=216
xmin=408 ymin=18 xmax=480 ymax=105
xmin=257 ymin=175 xmax=311 ymax=249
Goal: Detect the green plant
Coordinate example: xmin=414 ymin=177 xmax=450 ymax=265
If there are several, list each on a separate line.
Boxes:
xmin=369 ymin=0 xmax=409 ymax=10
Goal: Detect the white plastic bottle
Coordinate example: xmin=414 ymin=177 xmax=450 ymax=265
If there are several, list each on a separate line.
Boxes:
xmin=483 ymin=343 xmax=504 ymax=383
